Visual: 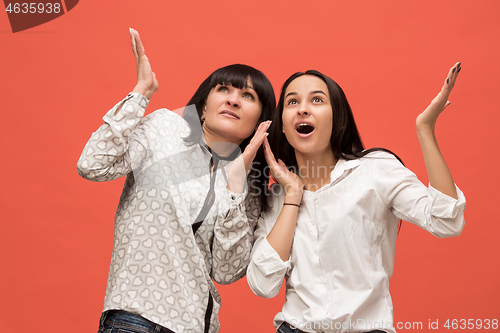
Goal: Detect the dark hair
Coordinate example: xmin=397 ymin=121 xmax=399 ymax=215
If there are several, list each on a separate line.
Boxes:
xmin=270 ymin=70 xmax=403 ymax=231
xmin=270 ymin=70 xmax=402 ymax=168
xmin=183 ymin=64 xmax=276 ymax=212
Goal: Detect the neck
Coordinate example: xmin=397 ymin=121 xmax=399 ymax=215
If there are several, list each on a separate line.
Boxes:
xmin=295 ymin=149 xmax=338 ymax=192
xmin=202 ymin=126 xmax=242 ymax=157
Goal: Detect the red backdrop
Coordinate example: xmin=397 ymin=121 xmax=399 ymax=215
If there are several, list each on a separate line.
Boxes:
xmin=1 ymin=1 xmax=499 ymax=332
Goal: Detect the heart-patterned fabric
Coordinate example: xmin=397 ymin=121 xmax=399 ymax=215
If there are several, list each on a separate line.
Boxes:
xmin=77 ymin=93 xmax=260 ymax=333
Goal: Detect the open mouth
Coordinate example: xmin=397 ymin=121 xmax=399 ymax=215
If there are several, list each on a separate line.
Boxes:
xmin=296 ymin=123 xmax=315 ymax=135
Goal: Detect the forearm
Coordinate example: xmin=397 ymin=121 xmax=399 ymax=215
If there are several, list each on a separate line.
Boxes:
xmin=77 ymin=93 xmax=149 ymax=181
xmin=211 ymin=192 xmax=257 ymax=284
xmin=266 ymin=194 xmax=300 ymax=261
xmin=417 ymin=126 xmax=458 ymax=199
xmin=114 ymin=85 xmax=152 ymax=116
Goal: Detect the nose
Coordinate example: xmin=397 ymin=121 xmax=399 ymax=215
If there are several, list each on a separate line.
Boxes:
xmin=226 ymin=91 xmax=241 ymax=108
xmin=297 ymin=109 xmax=309 ymax=116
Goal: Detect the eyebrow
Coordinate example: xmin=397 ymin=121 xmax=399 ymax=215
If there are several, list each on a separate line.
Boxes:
xmin=285 ymin=90 xmax=327 ymax=98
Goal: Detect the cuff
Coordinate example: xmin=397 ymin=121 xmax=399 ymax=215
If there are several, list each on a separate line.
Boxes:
xmin=253 ymin=237 xmax=291 ymax=276
xmin=103 ymin=92 xmax=149 ymax=123
xmin=428 ymin=183 xmax=466 ymax=219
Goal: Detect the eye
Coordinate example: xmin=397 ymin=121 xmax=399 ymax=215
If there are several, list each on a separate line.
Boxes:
xmin=218 ymin=85 xmax=229 ymax=93
xmin=286 ymin=99 xmax=298 ymax=105
xmin=312 ymin=96 xmax=323 ymax=103
xmin=243 ymin=92 xmax=255 ymax=100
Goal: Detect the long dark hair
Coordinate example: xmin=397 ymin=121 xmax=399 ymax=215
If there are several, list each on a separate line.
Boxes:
xmin=269 ymin=70 xmax=402 ymax=168
xmin=183 ymin=64 xmax=276 ymax=212
xmin=270 ymin=70 xmax=403 ymax=231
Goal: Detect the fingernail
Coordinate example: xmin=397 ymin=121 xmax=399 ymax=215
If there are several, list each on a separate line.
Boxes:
xmin=458 ymin=67 xmax=461 ymax=73
xmin=452 ymin=68 xmax=456 ymax=74
xmin=446 ymin=78 xmax=449 ymax=84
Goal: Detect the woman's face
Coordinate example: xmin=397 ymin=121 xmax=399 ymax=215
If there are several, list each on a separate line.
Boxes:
xmin=282 ymin=75 xmax=333 ymax=156
xmin=202 ymin=80 xmax=262 ymax=146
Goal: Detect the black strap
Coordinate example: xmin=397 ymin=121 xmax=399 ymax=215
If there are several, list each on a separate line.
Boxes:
xmin=204 ymin=292 xmax=214 ymax=333
xmin=192 ymin=143 xmax=240 ymax=333
xmin=192 ymin=157 xmax=219 ymax=234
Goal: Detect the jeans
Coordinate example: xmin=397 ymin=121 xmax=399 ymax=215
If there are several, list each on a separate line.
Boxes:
xmin=276 ymin=322 xmax=387 ymax=333
xmin=98 ymin=310 xmax=175 ymax=333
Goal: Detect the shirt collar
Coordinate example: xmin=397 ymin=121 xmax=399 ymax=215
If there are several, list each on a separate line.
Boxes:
xmin=329 ymin=158 xmax=361 ymax=183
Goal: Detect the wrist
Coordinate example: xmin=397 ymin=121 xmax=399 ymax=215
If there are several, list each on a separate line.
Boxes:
xmin=132 ymin=84 xmax=154 ymax=101
xmin=284 ymin=192 xmax=302 ymax=205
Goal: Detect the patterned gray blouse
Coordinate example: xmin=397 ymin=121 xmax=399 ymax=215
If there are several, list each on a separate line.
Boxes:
xmin=77 ymin=93 xmax=260 ymax=333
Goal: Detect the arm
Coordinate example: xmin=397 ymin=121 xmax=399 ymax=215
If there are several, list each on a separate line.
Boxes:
xmin=76 ymin=93 xmax=149 ymax=181
xmin=211 ymin=190 xmax=259 ymax=284
xmin=210 ymin=122 xmax=272 ymax=284
xmin=373 ymin=152 xmax=465 ymax=238
xmin=246 ymin=186 xmax=291 ymax=298
xmin=77 ymin=29 xmax=158 ymax=181
xmin=114 ymin=28 xmax=158 ymax=115
xmin=415 ymin=62 xmax=461 ymax=199
xmin=262 ymin=137 xmax=304 ymax=261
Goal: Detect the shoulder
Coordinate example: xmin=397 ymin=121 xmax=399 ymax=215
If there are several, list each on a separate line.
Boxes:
xmin=358 ymin=150 xmax=402 ymax=168
xmin=138 ymin=109 xmax=190 ymax=136
xmin=361 ymin=150 xmax=398 ymax=160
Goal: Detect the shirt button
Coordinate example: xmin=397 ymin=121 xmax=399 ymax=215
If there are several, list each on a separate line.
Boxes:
xmin=231 ymin=195 xmax=236 ymax=200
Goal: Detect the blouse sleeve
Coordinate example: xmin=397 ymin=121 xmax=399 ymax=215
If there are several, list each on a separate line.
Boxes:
xmin=76 ymin=93 xmax=150 ymax=181
xmin=374 ymin=153 xmax=466 ymax=237
xmin=246 ymin=188 xmax=291 ymax=298
xmin=210 ymin=189 xmax=259 ymax=285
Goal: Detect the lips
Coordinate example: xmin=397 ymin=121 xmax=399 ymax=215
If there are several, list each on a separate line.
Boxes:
xmin=220 ymin=110 xmax=240 ymax=119
xmin=295 ymin=121 xmax=315 ymax=137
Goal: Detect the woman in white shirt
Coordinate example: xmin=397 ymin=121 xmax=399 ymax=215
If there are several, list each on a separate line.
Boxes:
xmin=247 ymin=63 xmax=465 ymax=333
xmin=78 ymin=29 xmax=275 ymax=333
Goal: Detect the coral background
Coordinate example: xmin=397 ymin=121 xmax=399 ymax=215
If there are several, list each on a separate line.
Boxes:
xmin=1 ymin=0 xmax=499 ymax=332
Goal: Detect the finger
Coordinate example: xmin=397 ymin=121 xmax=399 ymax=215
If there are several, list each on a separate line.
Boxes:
xmin=129 ymin=28 xmax=138 ymax=59
xmin=277 ymin=159 xmax=287 ymax=169
xmin=253 ymin=121 xmax=271 ymax=144
xmin=447 ymin=62 xmax=461 ymax=87
xmin=244 ymin=121 xmax=271 ymax=157
xmin=263 ymin=137 xmax=279 ymax=168
xmin=442 ymin=101 xmax=451 ymax=111
xmin=132 ymin=28 xmax=146 ymax=59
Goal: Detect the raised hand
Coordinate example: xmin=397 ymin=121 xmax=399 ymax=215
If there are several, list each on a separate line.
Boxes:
xmin=416 ymin=62 xmax=461 ymax=132
xmin=130 ymin=28 xmax=159 ymax=101
xmin=415 ymin=62 xmax=462 ymax=199
xmin=263 ymin=137 xmax=304 ymax=204
xmin=227 ymin=121 xmax=272 ymax=193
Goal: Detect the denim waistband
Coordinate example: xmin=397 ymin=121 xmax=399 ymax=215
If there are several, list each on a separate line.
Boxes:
xmin=100 ymin=310 xmax=175 ymax=333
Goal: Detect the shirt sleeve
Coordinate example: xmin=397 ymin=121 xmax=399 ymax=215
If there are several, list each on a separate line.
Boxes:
xmin=210 ymin=189 xmax=260 ymax=285
xmin=375 ymin=154 xmax=466 ymax=237
xmin=76 ymin=93 xmax=150 ymax=182
xmin=246 ymin=190 xmax=291 ymax=298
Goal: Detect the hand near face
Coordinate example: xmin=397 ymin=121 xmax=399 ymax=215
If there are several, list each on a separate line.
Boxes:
xmin=130 ymin=28 xmax=159 ymax=101
xmin=227 ymin=121 xmax=272 ymax=193
xmin=416 ymin=62 xmax=461 ymax=132
xmin=263 ymin=137 xmax=304 ymax=203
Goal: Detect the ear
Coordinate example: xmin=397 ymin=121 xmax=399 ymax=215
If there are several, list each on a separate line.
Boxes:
xmin=201 ymin=105 xmax=207 ymax=121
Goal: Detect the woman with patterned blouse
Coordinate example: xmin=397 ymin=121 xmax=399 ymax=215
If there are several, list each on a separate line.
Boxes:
xmin=77 ymin=29 xmax=275 ymax=333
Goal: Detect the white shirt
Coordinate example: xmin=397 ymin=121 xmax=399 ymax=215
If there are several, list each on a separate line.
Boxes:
xmin=77 ymin=93 xmax=260 ymax=333
xmin=247 ymin=151 xmax=465 ymax=333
